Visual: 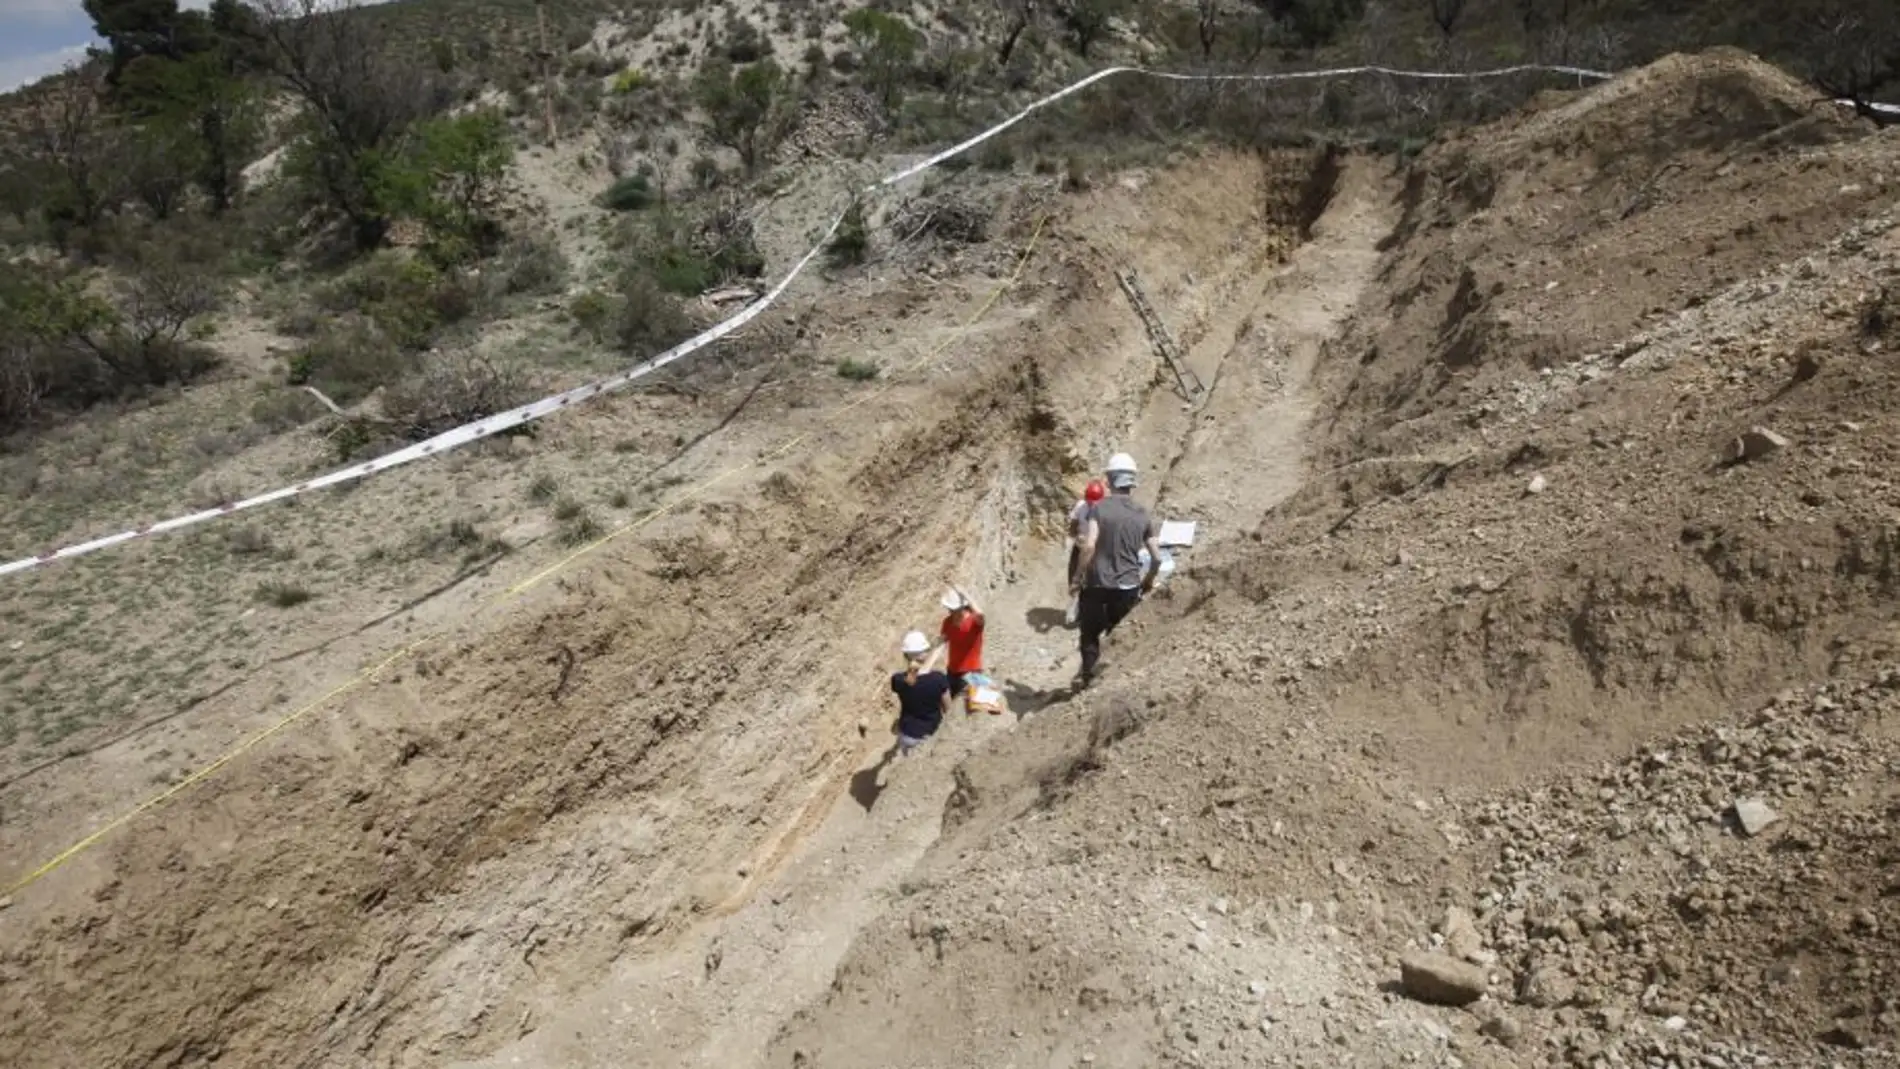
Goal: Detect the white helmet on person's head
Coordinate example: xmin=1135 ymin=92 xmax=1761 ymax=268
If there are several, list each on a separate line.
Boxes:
xmin=900 ymin=630 xmax=930 ymax=656
xmin=940 ymin=588 xmax=967 ymax=611
xmin=1105 ymin=451 xmax=1138 ymax=490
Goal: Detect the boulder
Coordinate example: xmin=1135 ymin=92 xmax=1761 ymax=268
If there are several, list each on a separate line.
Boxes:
xmin=1400 ymin=951 xmax=1488 ymax=1006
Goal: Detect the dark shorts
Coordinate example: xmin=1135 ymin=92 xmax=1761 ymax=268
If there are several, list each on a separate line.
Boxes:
xmin=948 ymin=672 xmax=980 ymax=698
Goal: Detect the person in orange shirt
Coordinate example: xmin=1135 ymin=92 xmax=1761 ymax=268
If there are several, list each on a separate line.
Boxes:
xmin=935 ymin=585 xmax=987 ymax=712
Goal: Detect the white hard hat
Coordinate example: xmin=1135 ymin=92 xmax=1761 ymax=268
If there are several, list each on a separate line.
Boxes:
xmin=1105 ymin=451 xmax=1138 ymax=489
xmin=900 ymin=630 xmax=930 ymax=655
xmin=941 ymin=588 xmax=966 ymax=611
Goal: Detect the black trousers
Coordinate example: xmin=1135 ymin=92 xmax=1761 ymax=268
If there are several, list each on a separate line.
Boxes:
xmin=1077 ymin=587 xmax=1142 ymax=678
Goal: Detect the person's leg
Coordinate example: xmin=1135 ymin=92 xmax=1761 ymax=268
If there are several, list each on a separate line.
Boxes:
xmin=1101 ymin=588 xmax=1142 ymax=636
xmin=1077 ymin=588 xmax=1109 ymax=680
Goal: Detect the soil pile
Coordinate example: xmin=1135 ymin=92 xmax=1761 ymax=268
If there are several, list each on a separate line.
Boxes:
xmin=768 ymin=49 xmax=1900 ymax=1069
xmin=1325 ymin=48 xmax=1889 ymax=464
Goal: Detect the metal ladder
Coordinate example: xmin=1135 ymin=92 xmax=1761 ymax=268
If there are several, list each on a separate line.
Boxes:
xmin=1116 ymin=269 xmax=1205 ymax=402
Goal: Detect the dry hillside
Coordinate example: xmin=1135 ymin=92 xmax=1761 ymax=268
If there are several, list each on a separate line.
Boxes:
xmin=0 ymin=4 xmax=1898 ymax=1069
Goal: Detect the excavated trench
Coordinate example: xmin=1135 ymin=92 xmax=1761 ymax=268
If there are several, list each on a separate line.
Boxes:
xmin=0 ymin=147 xmax=1342 ymax=1069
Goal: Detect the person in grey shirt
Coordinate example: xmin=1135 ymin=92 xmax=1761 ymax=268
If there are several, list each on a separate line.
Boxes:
xmin=1069 ymin=452 xmax=1161 ymax=685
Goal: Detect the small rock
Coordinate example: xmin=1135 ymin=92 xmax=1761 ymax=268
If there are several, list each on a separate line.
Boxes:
xmin=1518 ymin=966 xmax=1578 ymax=1008
xmin=1400 ymin=951 xmax=1488 ymax=1006
xmin=1526 ymin=473 xmax=1548 ymax=496
xmin=1205 ymin=849 xmax=1226 ymax=872
xmin=1440 ymin=905 xmax=1485 ymax=963
xmin=1732 ymin=798 xmax=1779 ymax=837
xmin=1732 ymin=427 xmax=1789 ymax=463
xmin=1480 ymin=1013 xmax=1523 ymax=1047
xmin=1664 ymin=1015 xmax=1688 ymax=1032
xmin=1250 ymin=980 xmax=1268 ymax=996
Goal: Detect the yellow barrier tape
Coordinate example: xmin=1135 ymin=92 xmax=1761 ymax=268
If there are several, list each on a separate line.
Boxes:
xmin=3 ymin=215 xmax=1048 ymax=898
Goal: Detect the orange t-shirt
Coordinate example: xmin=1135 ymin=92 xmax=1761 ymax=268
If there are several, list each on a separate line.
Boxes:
xmin=941 ymin=610 xmax=985 ymax=674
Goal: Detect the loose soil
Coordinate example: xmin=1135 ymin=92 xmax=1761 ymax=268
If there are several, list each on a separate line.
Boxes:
xmin=5 ymin=48 xmax=1900 ymax=1069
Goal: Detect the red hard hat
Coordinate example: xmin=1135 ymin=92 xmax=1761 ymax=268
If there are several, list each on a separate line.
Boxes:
xmin=1084 ymin=479 xmax=1106 ymax=503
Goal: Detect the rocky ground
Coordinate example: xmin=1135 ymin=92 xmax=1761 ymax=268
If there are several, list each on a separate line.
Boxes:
xmin=4 ymin=46 xmax=1900 ymax=1069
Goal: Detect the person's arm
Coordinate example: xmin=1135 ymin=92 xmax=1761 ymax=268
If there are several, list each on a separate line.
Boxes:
xmin=1072 ymin=516 xmax=1099 ymax=592
xmin=1140 ymin=530 xmax=1163 ymax=592
xmin=939 ymin=684 xmax=953 ymax=719
xmin=951 ymin=585 xmax=983 ymax=622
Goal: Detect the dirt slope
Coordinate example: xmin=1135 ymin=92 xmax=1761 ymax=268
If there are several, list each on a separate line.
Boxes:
xmin=0 ymin=148 xmax=1331 ymax=1068
xmin=6 ymin=47 xmax=1900 ymax=1069
xmin=768 ymin=51 xmax=1900 ymax=1069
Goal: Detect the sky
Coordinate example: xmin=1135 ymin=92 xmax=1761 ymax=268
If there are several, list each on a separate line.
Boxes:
xmin=0 ymin=0 xmax=101 ymax=91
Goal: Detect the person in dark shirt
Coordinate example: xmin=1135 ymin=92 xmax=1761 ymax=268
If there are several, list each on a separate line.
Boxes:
xmin=1070 ymin=452 xmax=1162 ymax=686
xmin=891 ymin=630 xmax=952 ymax=754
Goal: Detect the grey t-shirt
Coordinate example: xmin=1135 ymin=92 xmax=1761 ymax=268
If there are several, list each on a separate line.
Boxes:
xmin=1084 ymin=494 xmax=1158 ymax=590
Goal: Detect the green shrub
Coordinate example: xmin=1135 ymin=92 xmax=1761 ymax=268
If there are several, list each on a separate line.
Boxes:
xmin=827 ymin=202 xmax=869 ymax=267
xmin=287 ymin=319 xmax=414 ymax=405
xmin=603 ymin=174 xmax=656 ymax=211
xmin=569 ymin=289 xmax=618 ymax=343
xmin=616 ymin=271 xmax=696 ymax=355
xmin=648 ymin=245 xmax=717 ymax=295
xmin=835 ymin=358 xmax=879 ymax=381
xmin=490 ymin=230 xmax=570 ymax=296
xmin=256 ymin=582 xmax=313 ymax=608
xmin=611 ymin=67 xmax=651 ymax=93
xmin=317 ymin=253 xmax=473 ymax=350
xmin=558 ymin=508 xmax=604 ymax=546
xmin=250 ymin=388 xmax=326 ymax=432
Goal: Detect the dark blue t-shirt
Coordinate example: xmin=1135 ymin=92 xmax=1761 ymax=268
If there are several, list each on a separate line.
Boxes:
xmin=891 ymin=670 xmax=950 ymax=739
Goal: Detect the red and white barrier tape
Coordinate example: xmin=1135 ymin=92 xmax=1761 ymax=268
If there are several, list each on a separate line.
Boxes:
xmin=5 ymin=59 xmax=1886 ymax=579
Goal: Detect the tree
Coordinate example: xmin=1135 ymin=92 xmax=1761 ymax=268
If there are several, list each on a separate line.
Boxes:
xmin=18 ymin=67 xmax=121 ymax=239
xmin=119 ymin=49 xmax=263 ymax=213
xmin=1776 ymin=0 xmax=1900 ymax=122
xmin=993 ymin=0 xmax=1038 ymax=65
xmin=1056 ymin=0 xmax=1123 ymax=58
xmin=123 ymin=117 xmax=198 ymax=219
xmin=843 ymin=8 xmax=922 ymax=108
xmin=1197 ymin=0 xmax=1222 ymax=60
xmin=255 ymin=0 xmax=449 ymax=248
xmin=84 ymin=0 xmax=216 ymax=83
xmin=695 ymin=57 xmax=789 ymax=173
xmin=1428 ymin=0 xmax=1467 ymax=37
xmin=1256 ymin=0 xmax=1366 ymax=50
xmin=373 ymin=111 xmax=516 ymax=262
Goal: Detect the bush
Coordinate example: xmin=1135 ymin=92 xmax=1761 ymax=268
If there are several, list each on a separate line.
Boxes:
xmin=256 ymin=582 xmax=313 ymax=608
xmin=616 ymin=271 xmax=696 ymax=356
xmin=611 ymin=67 xmax=652 ymax=94
xmin=836 ymin=358 xmax=880 ymax=381
xmin=0 ymin=256 xmax=220 ymax=432
xmin=381 ymin=351 xmax=534 ymax=439
xmin=317 ymin=253 xmax=473 ymax=350
xmin=558 ymin=508 xmax=604 ymax=546
xmin=827 ymin=202 xmax=869 ymax=266
xmin=603 ymin=174 xmax=657 ymax=211
xmin=648 ymin=244 xmax=717 ymax=296
xmin=723 ymin=18 xmax=769 ymax=63
xmin=287 ymin=319 xmax=413 ymax=405
xmin=489 ymin=230 xmax=570 ymax=297
xmin=569 ymin=289 xmax=618 ymax=343
xmin=250 ymin=388 xmax=326 ymax=432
